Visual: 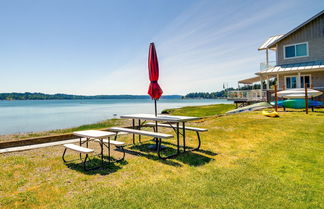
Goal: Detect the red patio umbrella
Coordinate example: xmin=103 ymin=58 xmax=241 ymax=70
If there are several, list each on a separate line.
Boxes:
xmin=148 ymin=42 xmax=163 ymax=116
xmin=147 ymin=43 xmax=163 ymax=150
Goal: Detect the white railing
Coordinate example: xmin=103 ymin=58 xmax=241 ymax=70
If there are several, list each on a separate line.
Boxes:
xmin=227 ymin=90 xmax=267 ymax=101
xmin=260 ymin=61 xmax=276 ymax=71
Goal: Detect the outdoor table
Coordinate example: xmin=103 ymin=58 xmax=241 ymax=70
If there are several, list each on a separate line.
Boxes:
xmin=120 ymin=114 xmax=201 ymax=158
xmin=73 ymin=130 xmax=117 ymax=166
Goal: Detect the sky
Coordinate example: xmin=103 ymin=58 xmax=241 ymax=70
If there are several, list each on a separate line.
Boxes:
xmin=0 ymin=0 xmax=323 ymax=95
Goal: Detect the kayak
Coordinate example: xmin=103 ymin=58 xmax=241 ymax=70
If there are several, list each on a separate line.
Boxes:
xmin=226 ymin=102 xmax=272 ymax=114
xmin=262 ymin=110 xmax=279 ymax=117
xmin=271 ymin=99 xmax=323 ymax=109
xmin=273 ymin=88 xmax=323 ymax=98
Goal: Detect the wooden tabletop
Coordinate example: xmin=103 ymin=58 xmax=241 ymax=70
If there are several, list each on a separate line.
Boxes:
xmin=73 ymin=130 xmax=116 ymax=138
xmin=120 ymin=114 xmax=201 ymax=122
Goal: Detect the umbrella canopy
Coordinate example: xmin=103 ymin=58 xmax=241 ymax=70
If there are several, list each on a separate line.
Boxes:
xmin=148 ymin=43 xmax=163 ymax=100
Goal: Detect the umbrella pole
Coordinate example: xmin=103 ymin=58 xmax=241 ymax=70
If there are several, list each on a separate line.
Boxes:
xmin=154 ymin=99 xmax=158 ymax=149
xmin=154 ymin=99 xmax=157 ymax=116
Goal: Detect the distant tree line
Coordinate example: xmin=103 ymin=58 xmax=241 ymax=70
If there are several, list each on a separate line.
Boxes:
xmin=184 ymin=89 xmax=235 ymax=99
xmin=0 ymin=92 xmax=182 ymax=100
xmin=184 ymin=79 xmax=277 ymax=99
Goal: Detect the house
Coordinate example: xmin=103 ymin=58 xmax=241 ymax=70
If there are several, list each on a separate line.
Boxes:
xmin=228 ymin=10 xmax=324 ymax=104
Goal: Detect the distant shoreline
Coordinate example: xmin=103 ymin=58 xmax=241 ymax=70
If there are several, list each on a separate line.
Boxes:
xmin=0 ymin=92 xmax=183 ymax=101
xmin=0 ymin=92 xmax=228 ymax=101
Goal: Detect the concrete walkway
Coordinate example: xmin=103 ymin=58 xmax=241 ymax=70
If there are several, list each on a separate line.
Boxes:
xmin=0 ymin=138 xmax=85 ymax=154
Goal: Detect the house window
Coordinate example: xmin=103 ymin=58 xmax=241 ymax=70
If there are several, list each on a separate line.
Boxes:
xmin=285 ymin=76 xmax=297 ymax=88
xmin=284 ymin=42 xmax=308 ymax=59
xmin=300 ymin=75 xmax=311 ymax=88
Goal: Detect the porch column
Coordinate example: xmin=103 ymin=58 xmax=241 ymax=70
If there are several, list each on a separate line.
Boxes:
xmin=260 ymin=76 xmax=264 ymax=101
xmin=277 ymin=74 xmax=280 ymax=90
xmin=265 ymin=49 xmax=269 ymax=67
xmin=260 ymin=76 xmax=263 ymax=91
xmin=297 ymin=72 xmax=301 ymax=88
xmin=266 ymin=76 xmax=270 ymax=90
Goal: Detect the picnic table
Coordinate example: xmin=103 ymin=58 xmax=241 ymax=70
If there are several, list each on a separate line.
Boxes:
xmin=119 ymin=114 xmax=204 ymax=159
xmin=62 ymin=130 xmax=125 ymax=170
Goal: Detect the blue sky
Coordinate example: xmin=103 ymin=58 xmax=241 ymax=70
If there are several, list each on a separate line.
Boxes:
xmin=0 ymin=0 xmax=323 ymax=95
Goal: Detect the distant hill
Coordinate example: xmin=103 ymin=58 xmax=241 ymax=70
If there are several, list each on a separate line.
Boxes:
xmin=0 ymin=92 xmax=182 ymax=100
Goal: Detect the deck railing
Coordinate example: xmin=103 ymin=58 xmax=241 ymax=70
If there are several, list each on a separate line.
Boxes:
xmin=260 ymin=61 xmax=276 ymax=71
xmin=227 ymin=90 xmax=267 ymax=102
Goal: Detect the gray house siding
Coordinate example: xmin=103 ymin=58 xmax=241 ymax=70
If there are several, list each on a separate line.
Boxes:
xmin=277 ymin=71 xmax=324 ymax=90
xmin=311 ymin=71 xmax=324 ymax=88
xmin=276 ymin=14 xmax=324 ymax=65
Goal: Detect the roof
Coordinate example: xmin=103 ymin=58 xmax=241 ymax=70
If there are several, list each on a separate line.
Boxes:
xmin=267 ymin=10 xmax=324 ymax=48
xmin=256 ymin=60 xmax=324 ymax=75
xmin=258 ymin=34 xmax=284 ymax=50
xmin=238 ymin=76 xmax=261 ymax=84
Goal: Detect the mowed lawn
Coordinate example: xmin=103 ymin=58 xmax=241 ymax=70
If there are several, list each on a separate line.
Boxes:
xmin=0 ymin=104 xmax=323 ymax=209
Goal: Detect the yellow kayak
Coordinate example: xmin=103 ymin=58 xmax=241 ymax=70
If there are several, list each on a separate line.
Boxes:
xmin=262 ymin=110 xmax=279 ymax=117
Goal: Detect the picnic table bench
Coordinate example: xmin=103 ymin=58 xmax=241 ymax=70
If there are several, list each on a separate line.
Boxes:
xmin=62 ymin=130 xmax=125 ymax=170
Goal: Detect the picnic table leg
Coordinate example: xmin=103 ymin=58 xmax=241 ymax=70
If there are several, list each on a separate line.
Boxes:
xmin=83 ymin=154 xmax=89 ymax=171
xmin=132 ymin=119 xmax=135 ymax=144
xmin=193 ymin=131 xmax=201 ymax=151
xmin=62 ymin=148 xmax=67 ymax=162
xmin=138 ymin=119 xmax=142 ymax=143
xmin=155 ymin=121 xmax=159 ymax=150
xmin=79 ymin=138 xmax=82 ymax=160
xmin=108 ymin=137 xmax=111 ymax=164
xmin=100 ymin=139 xmax=104 ymax=166
xmin=157 ymin=138 xmax=179 ymax=160
xmin=176 ymin=123 xmax=180 ymax=154
xmin=182 ymin=122 xmax=186 ymax=152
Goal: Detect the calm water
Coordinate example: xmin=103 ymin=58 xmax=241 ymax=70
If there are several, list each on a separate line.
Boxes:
xmin=0 ymin=99 xmax=231 ymax=135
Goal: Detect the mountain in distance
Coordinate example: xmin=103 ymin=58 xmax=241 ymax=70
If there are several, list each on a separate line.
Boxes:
xmin=0 ymin=92 xmax=183 ymax=100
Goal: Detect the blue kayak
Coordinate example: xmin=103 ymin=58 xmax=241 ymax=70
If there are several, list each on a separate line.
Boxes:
xmin=271 ymin=99 xmax=323 ymax=109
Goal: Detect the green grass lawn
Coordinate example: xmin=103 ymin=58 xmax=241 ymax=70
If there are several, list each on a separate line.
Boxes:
xmin=0 ymin=104 xmax=323 ymax=208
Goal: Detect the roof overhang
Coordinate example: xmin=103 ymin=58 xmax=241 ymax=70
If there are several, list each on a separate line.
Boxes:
xmin=258 ymin=34 xmax=284 ymax=50
xmin=256 ymin=60 xmax=324 ymax=76
xmin=238 ymin=76 xmax=261 ymax=84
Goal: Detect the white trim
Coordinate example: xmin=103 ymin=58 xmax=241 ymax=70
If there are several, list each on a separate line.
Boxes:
xmin=300 ymin=74 xmax=312 ymax=88
xmin=283 ymin=42 xmax=309 ymax=59
xmin=297 ymin=72 xmax=301 ymax=88
xmin=284 ymin=75 xmax=297 ymax=89
xmin=284 ymin=74 xmax=312 ymax=89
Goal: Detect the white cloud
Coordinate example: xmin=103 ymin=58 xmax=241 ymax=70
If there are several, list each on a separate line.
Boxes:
xmin=62 ymin=0 xmax=298 ymax=95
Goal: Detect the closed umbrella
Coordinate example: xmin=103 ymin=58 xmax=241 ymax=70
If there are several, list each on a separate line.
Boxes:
xmin=148 ymin=42 xmax=163 ymax=116
xmin=148 ymin=42 xmax=163 ymax=150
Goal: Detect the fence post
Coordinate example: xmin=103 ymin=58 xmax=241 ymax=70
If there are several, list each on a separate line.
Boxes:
xmin=274 ymin=85 xmax=278 ymax=112
xmin=305 ymin=84 xmax=308 ymax=114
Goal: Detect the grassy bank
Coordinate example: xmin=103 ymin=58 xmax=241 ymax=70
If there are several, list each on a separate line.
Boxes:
xmin=0 ymin=104 xmax=323 ymax=208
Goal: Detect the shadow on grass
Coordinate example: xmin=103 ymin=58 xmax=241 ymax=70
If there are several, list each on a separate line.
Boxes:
xmin=64 ymin=156 xmax=127 ymax=175
xmin=175 ymin=152 xmax=214 ymax=167
xmin=125 ymin=141 xmax=215 ymax=167
xmin=122 ymin=145 xmax=182 ymax=167
xmin=195 ymin=149 xmax=219 ymax=156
